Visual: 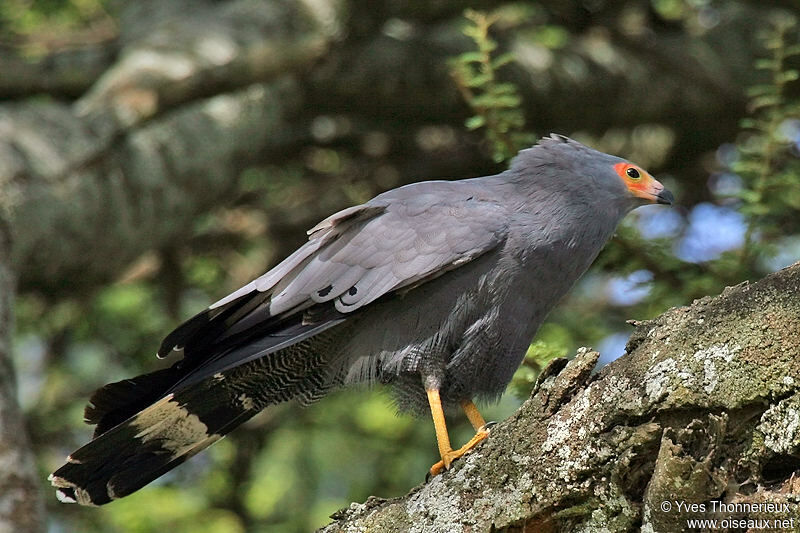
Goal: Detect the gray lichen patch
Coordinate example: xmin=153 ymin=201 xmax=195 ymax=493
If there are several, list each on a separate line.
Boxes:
xmin=643 ymin=358 xmax=679 ymax=404
xmin=693 ymin=343 xmax=741 ymax=394
xmin=759 ymin=392 xmax=800 ymax=455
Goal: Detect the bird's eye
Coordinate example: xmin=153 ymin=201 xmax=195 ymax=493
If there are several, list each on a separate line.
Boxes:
xmin=626 ymin=167 xmax=641 ymax=180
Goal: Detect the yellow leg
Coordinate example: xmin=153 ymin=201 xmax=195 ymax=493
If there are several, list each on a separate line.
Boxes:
xmin=426 ymin=388 xmax=453 ymax=462
xmin=427 ymin=391 xmax=491 ymax=476
xmin=461 ymin=399 xmax=487 ymax=431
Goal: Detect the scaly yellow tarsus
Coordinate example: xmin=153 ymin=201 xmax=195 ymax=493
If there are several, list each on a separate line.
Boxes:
xmin=461 ymin=399 xmax=487 ymax=431
xmin=426 ymin=391 xmax=491 ymax=477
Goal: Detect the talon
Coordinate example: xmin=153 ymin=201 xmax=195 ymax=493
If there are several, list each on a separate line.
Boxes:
xmin=428 ymin=428 xmax=490 ymax=476
xmin=428 ymin=449 xmax=458 ymax=477
xmin=428 ymin=457 xmax=449 ymax=478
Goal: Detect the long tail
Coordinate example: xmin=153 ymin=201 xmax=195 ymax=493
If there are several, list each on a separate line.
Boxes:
xmin=49 ymin=377 xmax=255 ymax=505
xmin=50 ymin=302 xmax=352 ymax=506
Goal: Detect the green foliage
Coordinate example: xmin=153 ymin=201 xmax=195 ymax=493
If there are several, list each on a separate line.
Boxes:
xmin=651 ymin=0 xmax=687 ymax=21
xmin=509 ymin=324 xmax=572 ymax=399
xmin=0 ymin=0 xmax=114 ymax=56
xmin=735 ymin=17 xmax=800 ymax=252
xmin=449 ymin=9 xmax=534 ymax=163
xmin=101 ymin=487 xmax=245 ymax=533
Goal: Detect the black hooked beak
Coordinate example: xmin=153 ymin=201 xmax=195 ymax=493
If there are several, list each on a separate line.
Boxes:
xmin=656 ymin=189 xmax=675 ymax=206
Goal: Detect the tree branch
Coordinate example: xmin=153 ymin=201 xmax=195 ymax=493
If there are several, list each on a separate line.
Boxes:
xmin=320 ymin=261 xmax=800 ymax=532
xmin=1 ymin=0 xmax=341 ymax=296
xmin=0 ymin=42 xmax=117 ymax=99
xmin=0 ymin=218 xmax=44 ymax=533
xmin=75 ymin=0 xmax=334 ymax=135
xmin=3 ymin=81 xmax=301 ymax=296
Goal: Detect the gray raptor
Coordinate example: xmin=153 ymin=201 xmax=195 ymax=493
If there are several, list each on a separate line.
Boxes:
xmin=50 ymin=134 xmax=673 ymax=505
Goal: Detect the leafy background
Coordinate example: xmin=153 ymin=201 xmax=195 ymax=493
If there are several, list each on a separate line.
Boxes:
xmin=3 ymin=0 xmax=798 ymax=531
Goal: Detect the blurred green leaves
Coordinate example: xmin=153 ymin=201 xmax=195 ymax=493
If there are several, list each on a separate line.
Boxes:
xmin=0 ymin=0 xmax=114 ymax=56
xmin=737 ymin=17 xmax=800 ymax=251
xmin=103 ymin=488 xmax=245 ymax=533
xmin=509 ymin=324 xmax=572 ymax=400
xmin=449 ymin=9 xmax=534 ymax=163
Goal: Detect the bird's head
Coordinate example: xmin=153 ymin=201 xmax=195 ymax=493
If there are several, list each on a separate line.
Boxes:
xmin=612 ymin=161 xmax=674 ymax=207
xmin=509 ymin=134 xmax=675 ymax=214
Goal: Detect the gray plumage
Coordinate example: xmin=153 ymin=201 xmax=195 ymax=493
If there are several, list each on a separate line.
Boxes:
xmin=50 ymin=134 xmax=673 ymax=505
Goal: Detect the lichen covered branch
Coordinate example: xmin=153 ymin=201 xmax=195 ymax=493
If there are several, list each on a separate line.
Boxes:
xmin=321 ymin=262 xmax=800 ymax=532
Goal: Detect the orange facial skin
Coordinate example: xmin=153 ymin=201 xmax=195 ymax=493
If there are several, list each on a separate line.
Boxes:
xmin=613 ymin=162 xmax=672 ymax=204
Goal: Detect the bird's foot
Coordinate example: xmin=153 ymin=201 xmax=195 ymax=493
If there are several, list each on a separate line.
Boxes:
xmin=428 ymin=425 xmax=492 ymax=477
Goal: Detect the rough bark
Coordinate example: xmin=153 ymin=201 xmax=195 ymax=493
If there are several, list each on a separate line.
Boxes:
xmin=320 ymin=261 xmax=800 ymax=533
xmin=0 ymin=218 xmax=44 ymax=533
